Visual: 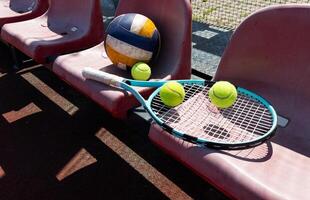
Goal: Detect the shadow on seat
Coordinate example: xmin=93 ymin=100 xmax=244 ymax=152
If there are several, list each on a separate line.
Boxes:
xmin=0 ymin=0 xmax=48 ymax=30
xmin=1 ymin=0 xmax=104 ymax=64
xmin=52 ymin=0 xmax=192 ymax=119
xmin=149 ymin=4 xmax=310 ymax=200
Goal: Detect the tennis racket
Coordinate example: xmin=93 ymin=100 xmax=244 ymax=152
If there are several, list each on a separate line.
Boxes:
xmin=82 ymin=67 xmax=278 ymax=150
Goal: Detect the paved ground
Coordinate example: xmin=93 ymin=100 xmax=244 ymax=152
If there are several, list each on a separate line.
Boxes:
xmin=0 ymin=42 xmax=228 ymax=199
xmin=192 ymin=21 xmax=232 ymax=76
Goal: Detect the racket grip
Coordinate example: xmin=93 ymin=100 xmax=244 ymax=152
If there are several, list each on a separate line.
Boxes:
xmin=82 ymin=67 xmax=124 ymax=87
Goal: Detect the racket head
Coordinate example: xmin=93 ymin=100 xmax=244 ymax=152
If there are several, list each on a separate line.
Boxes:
xmin=146 ymin=80 xmax=278 ymax=150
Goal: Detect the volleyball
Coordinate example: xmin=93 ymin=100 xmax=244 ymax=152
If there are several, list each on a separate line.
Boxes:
xmin=104 ymin=13 xmax=161 ymax=70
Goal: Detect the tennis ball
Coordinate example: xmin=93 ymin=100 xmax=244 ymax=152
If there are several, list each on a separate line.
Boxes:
xmin=131 ymin=62 xmax=151 ymax=81
xmin=160 ymin=81 xmax=185 ymax=107
xmin=208 ymin=81 xmax=237 ymax=109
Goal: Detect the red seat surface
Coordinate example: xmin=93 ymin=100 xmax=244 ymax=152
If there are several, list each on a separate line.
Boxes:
xmin=1 ymin=0 xmax=104 ymax=63
xmin=0 ymin=0 xmax=48 ymax=29
xmin=52 ymin=0 xmax=192 ymax=119
xmin=149 ymin=5 xmax=310 ymax=200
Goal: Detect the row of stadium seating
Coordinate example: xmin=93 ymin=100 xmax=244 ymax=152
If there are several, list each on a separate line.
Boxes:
xmin=0 ymin=0 xmax=192 ymax=119
xmin=1 ymin=1 xmax=309 ymax=200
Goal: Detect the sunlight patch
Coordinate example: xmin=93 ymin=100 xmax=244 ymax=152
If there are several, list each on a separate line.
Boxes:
xmin=56 ymin=148 xmax=97 ymax=181
xmin=21 ymin=72 xmax=79 ymax=116
xmin=0 ymin=166 xmax=5 ymax=178
xmin=2 ymin=102 xmax=42 ymax=123
xmin=96 ymin=128 xmax=192 ymax=200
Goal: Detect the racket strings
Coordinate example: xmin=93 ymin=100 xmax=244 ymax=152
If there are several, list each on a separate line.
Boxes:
xmin=204 ymin=93 xmax=249 ymax=143
xmin=217 ymin=96 xmax=272 ymax=143
xmin=227 ymin=96 xmax=259 ymax=143
xmin=150 ymin=83 xmax=273 ymax=144
xmin=221 ymin=97 xmax=272 ymax=127
xmin=223 ymin=97 xmax=272 ymax=135
xmin=202 ymin=94 xmax=272 ymax=143
xmin=174 ymin=85 xmax=210 ymax=133
xmin=153 ymin=84 xmax=206 ymax=125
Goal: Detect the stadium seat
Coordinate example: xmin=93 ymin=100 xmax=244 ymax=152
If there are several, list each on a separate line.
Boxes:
xmin=1 ymin=0 xmax=104 ymax=64
xmin=0 ymin=0 xmax=48 ymax=29
xmin=149 ymin=4 xmax=310 ymax=200
xmin=52 ymin=0 xmax=192 ymax=119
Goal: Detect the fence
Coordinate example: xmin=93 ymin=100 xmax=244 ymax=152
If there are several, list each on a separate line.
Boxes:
xmin=192 ymin=0 xmax=310 ymax=29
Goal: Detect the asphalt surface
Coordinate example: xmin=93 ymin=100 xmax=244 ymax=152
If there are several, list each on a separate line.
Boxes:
xmin=192 ymin=21 xmax=232 ymax=76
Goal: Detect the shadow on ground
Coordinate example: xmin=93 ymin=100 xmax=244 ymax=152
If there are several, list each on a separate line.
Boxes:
xmin=0 ymin=43 xmax=227 ymax=199
xmin=191 ymin=21 xmax=233 ymax=76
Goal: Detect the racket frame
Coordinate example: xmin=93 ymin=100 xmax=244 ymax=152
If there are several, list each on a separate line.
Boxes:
xmin=82 ymin=68 xmax=278 ymax=149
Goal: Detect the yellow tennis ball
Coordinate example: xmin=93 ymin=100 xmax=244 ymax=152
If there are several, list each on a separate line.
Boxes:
xmin=208 ymin=81 xmax=238 ymax=109
xmin=131 ymin=62 xmax=151 ymax=81
xmin=160 ymin=81 xmax=185 ymax=107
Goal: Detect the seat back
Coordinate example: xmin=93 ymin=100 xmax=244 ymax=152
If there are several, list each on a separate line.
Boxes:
xmin=214 ymin=5 xmax=310 ymax=154
xmin=115 ymin=0 xmax=192 ymax=79
xmin=215 ymin=5 xmax=310 ymax=99
xmin=45 ymin=0 xmax=104 ymax=42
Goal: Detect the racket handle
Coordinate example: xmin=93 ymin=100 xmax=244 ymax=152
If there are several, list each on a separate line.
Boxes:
xmin=82 ymin=67 xmax=124 ymax=87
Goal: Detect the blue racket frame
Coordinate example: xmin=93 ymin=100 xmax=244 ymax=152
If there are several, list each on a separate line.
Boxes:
xmin=121 ymin=79 xmax=278 ymax=149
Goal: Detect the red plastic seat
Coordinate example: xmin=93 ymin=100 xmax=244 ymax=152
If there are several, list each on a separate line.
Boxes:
xmin=149 ymin=5 xmax=310 ymax=200
xmin=1 ymin=0 xmax=104 ymax=63
xmin=52 ymin=0 xmax=192 ymax=119
xmin=0 ymin=0 xmax=48 ymax=29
